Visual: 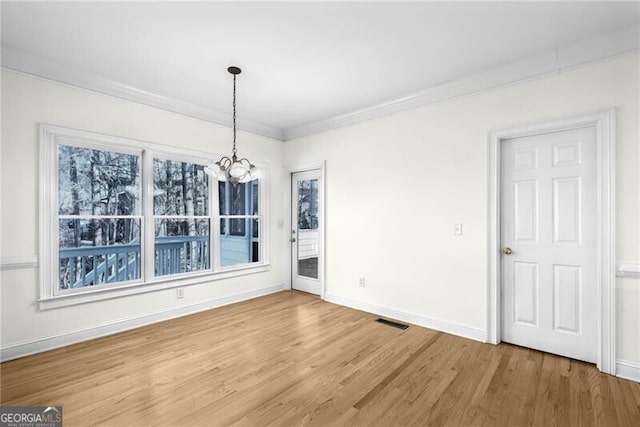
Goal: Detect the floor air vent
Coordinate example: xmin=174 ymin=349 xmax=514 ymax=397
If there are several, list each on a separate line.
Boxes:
xmin=375 ymin=318 xmax=409 ymax=330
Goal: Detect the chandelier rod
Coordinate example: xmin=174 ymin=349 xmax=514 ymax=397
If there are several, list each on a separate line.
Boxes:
xmin=232 ymin=71 xmax=237 ymax=157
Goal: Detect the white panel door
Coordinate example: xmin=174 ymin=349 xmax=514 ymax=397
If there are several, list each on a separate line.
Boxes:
xmin=291 ymin=170 xmax=322 ymax=296
xmin=501 ymin=126 xmax=597 ymax=363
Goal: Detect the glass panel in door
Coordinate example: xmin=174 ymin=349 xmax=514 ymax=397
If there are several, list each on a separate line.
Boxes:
xmin=297 ymin=178 xmax=319 ymax=279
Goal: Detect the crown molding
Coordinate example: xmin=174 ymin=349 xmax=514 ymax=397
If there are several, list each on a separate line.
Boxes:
xmin=1 ymin=47 xmax=286 ymax=141
xmin=2 ymin=26 xmax=637 ymax=143
xmin=284 ymin=26 xmax=640 ymax=140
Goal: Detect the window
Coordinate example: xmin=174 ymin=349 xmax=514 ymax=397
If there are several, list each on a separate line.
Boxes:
xmin=297 ymin=178 xmax=319 ymax=230
xmin=153 ymin=159 xmax=210 ymax=276
xmin=219 ymin=180 xmax=260 ymax=267
xmin=57 ymin=145 xmax=142 ymax=289
xmin=40 ymin=125 xmax=268 ymax=307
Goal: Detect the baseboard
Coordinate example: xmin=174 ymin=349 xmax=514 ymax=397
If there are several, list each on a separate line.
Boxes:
xmin=1 ymin=283 xmax=285 ymax=362
xmin=324 ymin=293 xmax=486 ymax=342
xmin=616 ymin=359 xmax=640 ymax=382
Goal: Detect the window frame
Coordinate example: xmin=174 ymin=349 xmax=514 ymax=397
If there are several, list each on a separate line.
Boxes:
xmin=39 ymin=124 xmax=270 ymax=309
xmin=218 ymin=179 xmax=261 ymax=268
xmin=150 ymin=153 xmax=214 ymax=280
xmin=54 ymin=139 xmax=144 ymax=294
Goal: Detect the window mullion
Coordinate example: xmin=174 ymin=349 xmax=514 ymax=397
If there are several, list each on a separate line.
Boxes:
xmin=49 ymin=139 xmax=60 ymax=297
xmin=212 ymin=178 xmax=221 ymax=271
xmin=260 ymin=173 xmax=268 ymax=265
xmin=143 ymin=150 xmax=155 ymax=282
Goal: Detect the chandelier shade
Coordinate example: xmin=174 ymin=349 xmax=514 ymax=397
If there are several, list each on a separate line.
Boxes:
xmin=204 ymin=66 xmax=255 ymax=184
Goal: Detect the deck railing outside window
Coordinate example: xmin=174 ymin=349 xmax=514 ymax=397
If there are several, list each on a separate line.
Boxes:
xmin=59 ymin=235 xmax=209 ymax=288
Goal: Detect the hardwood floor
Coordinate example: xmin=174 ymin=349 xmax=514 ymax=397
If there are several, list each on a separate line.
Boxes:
xmin=1 ymin=290 xmax=639 ymax=426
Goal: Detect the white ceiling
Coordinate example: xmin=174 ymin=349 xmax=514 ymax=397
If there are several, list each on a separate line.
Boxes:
xmin=2 ymin=1 xmax=639 ymax=139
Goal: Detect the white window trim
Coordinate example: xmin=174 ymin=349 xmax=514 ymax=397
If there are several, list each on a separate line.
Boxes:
xmin=39 ymin=124 xmax=270 ymax=310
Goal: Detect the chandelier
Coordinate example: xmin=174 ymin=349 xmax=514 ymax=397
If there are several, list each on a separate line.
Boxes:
xmin=204 ymin=66 xmax=255 ymax=184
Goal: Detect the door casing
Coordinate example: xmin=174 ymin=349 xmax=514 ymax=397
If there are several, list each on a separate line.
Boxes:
xmin=287 ymin=161 xmax=326 ymax=299
xmin=487 ymin=110 xmax=615 ymax=375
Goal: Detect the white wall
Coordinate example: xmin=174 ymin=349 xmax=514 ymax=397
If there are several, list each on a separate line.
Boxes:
xmin=285 ymin=53 xmax=640 ymax=366
xmin=1 ymin=52 xmax=638 ymax=372
xmin=0 ymin=70 xmax=287 ymax=353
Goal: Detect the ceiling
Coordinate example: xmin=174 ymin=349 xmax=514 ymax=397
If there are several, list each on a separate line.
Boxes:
xmin=2 ymin=2 xmax=639 ymax=139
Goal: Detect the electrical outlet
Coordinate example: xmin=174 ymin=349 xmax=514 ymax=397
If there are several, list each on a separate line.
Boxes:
xmin=358 ymin=277 xmax=366 ymax=287
xmin=176 ymin=288 xmax=184 ymax=299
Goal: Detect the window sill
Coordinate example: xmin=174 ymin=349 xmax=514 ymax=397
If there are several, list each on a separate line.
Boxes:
xmin=38 ymin=263 xmax=271 ymax=310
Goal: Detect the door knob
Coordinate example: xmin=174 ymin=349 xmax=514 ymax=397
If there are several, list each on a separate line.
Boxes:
xmin=290 ymin=237 xmax=296 ymax=243
xmin=502 ymin=247 xmax=512 ymax=255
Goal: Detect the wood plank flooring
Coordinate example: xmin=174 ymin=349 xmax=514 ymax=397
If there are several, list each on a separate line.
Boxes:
xmin=1 ymin=290 xmax=639 ymax=426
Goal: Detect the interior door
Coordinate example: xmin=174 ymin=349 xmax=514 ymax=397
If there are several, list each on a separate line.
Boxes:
xmin=291 ymin=170 xmax=322 ymax=296
xmin=501 ymin=126 xmax=597 ymax=363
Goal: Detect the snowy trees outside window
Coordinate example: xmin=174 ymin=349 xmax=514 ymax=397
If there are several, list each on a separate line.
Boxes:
xmin=58 ymin=145 xmax=142 ymax=289
xmin=44 ymin=126 xmax=266 ymax=302
xmin=153 ymin=159 xmax=210 ymax=276
xmin=297 ymin=179 xmax=319 ymax=230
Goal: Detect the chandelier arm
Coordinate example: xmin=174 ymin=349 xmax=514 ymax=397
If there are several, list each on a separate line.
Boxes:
xmin=218 ymin=156 xmax=232 ymax=169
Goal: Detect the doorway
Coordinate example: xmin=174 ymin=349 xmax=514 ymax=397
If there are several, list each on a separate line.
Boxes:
xmin=291 ymin=168 xmax=324 ymax=296
xmin=487 ymin=111 xmax=615 ymax=373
